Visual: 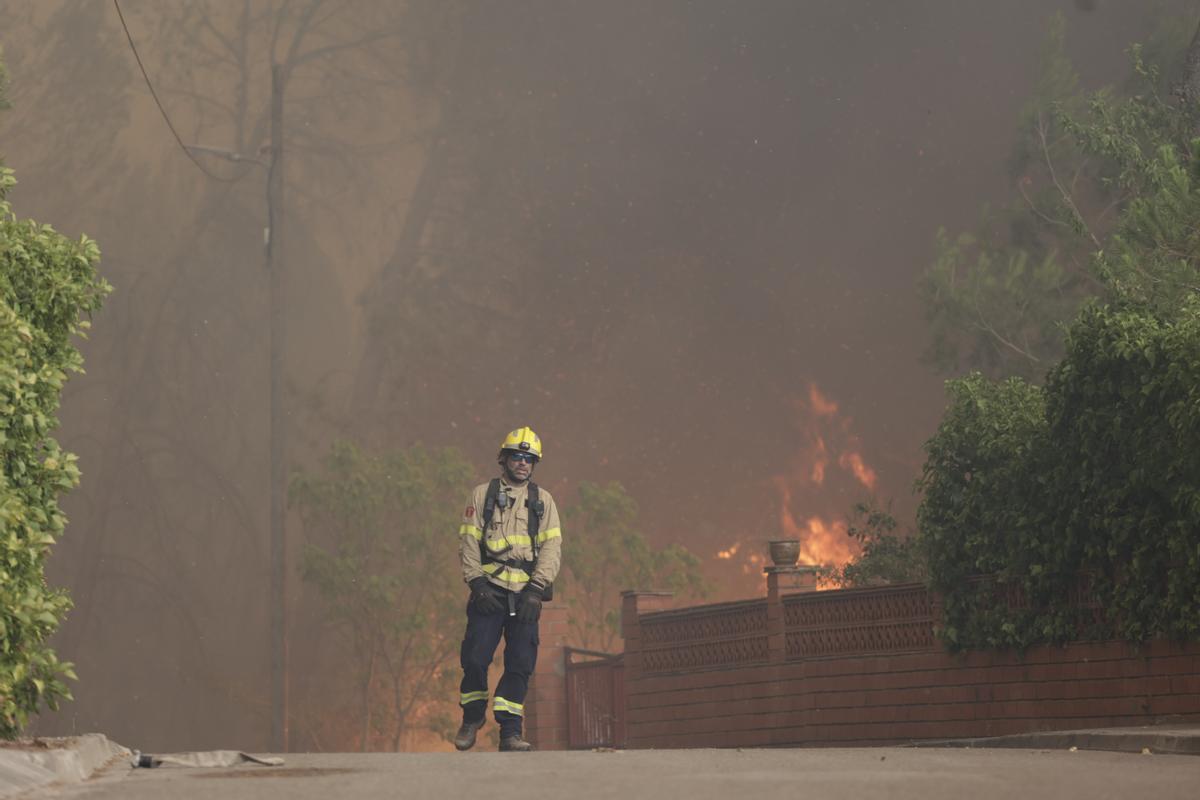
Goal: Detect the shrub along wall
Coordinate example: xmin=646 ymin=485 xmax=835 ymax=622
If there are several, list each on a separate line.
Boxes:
xmin=0 ymin=168 xmax=109 ymax=737
xmin=918 ymin=300 xmax=1200 ymax=651
xmin=1043 ymin=301 xmax=1200 ymax=642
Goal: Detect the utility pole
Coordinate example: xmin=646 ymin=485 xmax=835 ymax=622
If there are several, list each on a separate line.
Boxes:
xmin=186 ymin=62 xmax=290 ymax=754
xmin=186 ymin=58 xmax=291 ymax=756
xmin=266 ymin=62 xmax=289 ymax=754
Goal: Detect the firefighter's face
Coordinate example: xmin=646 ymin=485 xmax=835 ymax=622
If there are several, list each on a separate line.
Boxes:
xmin=504 ymin=451 xmax=535 ymax=482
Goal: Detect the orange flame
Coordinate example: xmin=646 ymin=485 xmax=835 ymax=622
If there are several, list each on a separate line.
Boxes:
xmin=774 ymin=479 xmax=859 ymax=567
xmin=838 ymin=451 xmax=877 ymax=491
xmin=808 ymin=384 xmax=839 ymax=417
xmin=798 ymin=516 xmax=857 ymax=567
xmin=710 ymin=382 xmax=881 ymax=596
xmin=810 ymin=436 xmax=828 ymax=485
xmin=716 ymin=543 xmax=740 ymax=560
xmin=774 ymin=383 xmax=878 ymax=575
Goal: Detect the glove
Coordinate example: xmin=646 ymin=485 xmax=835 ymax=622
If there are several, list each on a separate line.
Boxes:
xmin=516 ymin=585 xmax=543 ymax=623
xmin=469 ymin=577 xmax=504 ymax=615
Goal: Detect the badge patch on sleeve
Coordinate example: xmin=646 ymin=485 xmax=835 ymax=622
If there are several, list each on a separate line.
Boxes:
xmin=465 ymin=506 xmax=475 ymax=518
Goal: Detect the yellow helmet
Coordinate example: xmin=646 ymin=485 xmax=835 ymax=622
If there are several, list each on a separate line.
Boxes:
xmin=500 ymin=426 xmax=543 ymax=459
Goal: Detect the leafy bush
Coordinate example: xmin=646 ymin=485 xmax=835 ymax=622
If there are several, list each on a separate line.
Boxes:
xmin=917 ymin=16 xmax=1200 ymax=651
xmin=917 ymin=372 xmax=1056 ymax=649
xmin=1044 ymin=299 xmax=1200 ymax=641
xmin=0 ymin=167 xmax=109 ymax=736
xmin=918 ymin=300 xmax=1200 ymax=650
xmin=827 ymin=501 xmax=927 ymax=589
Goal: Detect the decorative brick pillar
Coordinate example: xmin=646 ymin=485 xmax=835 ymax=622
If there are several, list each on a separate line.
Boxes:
xmin=765 ymin=569 xmax=786 ymax=664
xmin=620 ymin=590 xmax=673 ymax=682
xmin=525 ymin=601 xmax=570 ymax=750
xmin=765 ymin=566 xmax=817 ymax=663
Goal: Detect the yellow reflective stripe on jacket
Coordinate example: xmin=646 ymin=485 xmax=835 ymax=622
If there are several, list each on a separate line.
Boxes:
xmin=536 ymin=526 xmax=561 ymax=544
xmin=493 ymin=696 xmax=524 ymax=717
xmin=459 ymin=523 xmax=483 ymax=541
xmin=460 ymin=690 xmax=488 ymax=705
xmin=482 ymin=562 xmax=530 ymax=584
xmin=486 ymin=534 xmax=531 ymax=551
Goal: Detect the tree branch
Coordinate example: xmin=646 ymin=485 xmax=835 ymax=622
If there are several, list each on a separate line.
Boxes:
xmin=1038 ymin=112 xmax=1102 ymax=250
xmin=293 ymin=29 xmax=403 ymax=68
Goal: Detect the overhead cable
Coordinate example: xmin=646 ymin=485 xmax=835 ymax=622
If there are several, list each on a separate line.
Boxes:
xmin=113 ymin=0 xmax=248 ymax=184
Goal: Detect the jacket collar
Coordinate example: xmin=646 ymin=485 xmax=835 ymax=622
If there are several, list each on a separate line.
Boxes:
xmin=499 ymin=475 xmax=529 ymax=492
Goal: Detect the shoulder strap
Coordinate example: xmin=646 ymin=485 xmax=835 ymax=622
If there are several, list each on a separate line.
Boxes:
xmin=481 ymin=478 xmax=502 ymax=530
xmin=526 ymin=482 xmax=543 ymax=558
xmin=478 ymin=478 xmax=501 ymax=563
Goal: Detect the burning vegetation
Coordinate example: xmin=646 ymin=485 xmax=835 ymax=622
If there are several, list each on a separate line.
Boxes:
xmin=715 ymin=383 xmax=881 ymax=592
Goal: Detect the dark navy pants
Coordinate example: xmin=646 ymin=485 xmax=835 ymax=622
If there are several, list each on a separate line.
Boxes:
xmin=459 ymin=592 xmax=539 ymax=738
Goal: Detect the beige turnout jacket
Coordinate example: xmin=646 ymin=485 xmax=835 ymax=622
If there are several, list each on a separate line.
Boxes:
xmin=459 ymin=477 xmax=562 ymax=592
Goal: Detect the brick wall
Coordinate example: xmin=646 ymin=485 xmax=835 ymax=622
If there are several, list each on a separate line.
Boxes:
xmin=619 ymin=583 xmax=1200 ymax=749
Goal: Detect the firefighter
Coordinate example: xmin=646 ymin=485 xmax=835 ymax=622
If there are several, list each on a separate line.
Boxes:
xmin=454 ymin=426 xmax=562 ymax=752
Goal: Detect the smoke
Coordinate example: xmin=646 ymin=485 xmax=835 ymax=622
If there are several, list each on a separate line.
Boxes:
xmin=0 ymin=0 xmax=1180 ymax=750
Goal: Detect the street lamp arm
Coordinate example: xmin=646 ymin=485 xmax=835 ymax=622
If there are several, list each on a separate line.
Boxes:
xmin=184 ymin=143 xmax=268 ymax=168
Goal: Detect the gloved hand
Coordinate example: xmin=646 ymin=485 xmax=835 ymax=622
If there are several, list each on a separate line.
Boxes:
xmin=516 ymin=585 xmax=543 ymax=623
xmin=469 ymin=577 xmax=505 ymax=615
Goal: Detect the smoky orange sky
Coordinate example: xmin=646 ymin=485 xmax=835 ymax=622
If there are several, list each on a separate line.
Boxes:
xmin=0 ymin=0 xmax=1182 ymax=750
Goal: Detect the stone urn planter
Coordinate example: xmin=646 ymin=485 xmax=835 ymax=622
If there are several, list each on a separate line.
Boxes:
xmin=767 ymin=539 xmax=801 ymax=567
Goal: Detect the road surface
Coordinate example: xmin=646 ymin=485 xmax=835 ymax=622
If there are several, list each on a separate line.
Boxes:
xmin=38 ymin=746 xmax=1200 ymax=800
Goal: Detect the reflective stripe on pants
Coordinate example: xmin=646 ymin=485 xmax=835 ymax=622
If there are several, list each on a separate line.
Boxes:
xmin=458 ymin=592 xmax=539 ymax=738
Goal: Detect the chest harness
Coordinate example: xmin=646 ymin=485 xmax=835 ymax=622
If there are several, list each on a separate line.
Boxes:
xmin=479 ymin=478 xmax=554 ymax=601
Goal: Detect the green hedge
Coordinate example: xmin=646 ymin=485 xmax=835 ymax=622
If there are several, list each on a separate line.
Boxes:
xmin=919 ymin=299 xmax=1200 ymax=650
xmin=1044 ymin=299 xmax=1200 ymax=642
xmin=0 ymin=168 xmax=109 ymax=736
xmin=917 ymin=373 xmax=1057 ymax=649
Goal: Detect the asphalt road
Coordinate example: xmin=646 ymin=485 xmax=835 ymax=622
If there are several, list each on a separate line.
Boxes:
xmin=38 ymin=747 xmax=1200 ymax=800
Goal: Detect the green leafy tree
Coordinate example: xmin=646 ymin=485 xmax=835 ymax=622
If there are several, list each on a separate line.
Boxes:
xmin=291 ymin=440 xmax=472 ymax=751
xmin=921 ymin=12 xmax=1200 ymax=379
xmin=916 ymin=13 xmax=1200 ymax=650
xmin=0 ymin=167 xmax=109 ymax=737
xmin=560 ymin=481 xmax=709 ymax=652
xmin=827 ymin=501 xmax=927 ymax=588
xmin=1081 ymin=106 xmax=1200 ymax=311
xmin=921 ymin=15 xmax=1099 ymax=379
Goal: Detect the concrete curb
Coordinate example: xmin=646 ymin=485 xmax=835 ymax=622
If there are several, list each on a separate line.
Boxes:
xmin=912 ymin=725 xmax=1200 ymax=756
xmin=0 ymin=734 xmax=130 ymax=798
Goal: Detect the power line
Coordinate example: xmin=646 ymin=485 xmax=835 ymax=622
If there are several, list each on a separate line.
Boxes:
xmin=113 ymin=0 xmax=248 ymax=184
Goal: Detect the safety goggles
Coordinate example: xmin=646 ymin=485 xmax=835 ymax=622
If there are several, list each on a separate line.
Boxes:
xmin=507 ymin=452 xmax=537 ymax=464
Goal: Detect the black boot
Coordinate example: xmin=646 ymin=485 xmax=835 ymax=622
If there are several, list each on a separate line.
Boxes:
xmin=454 ymin=719 xmax=484 ymax=751
xmin=499 ymin=734 xmax=533 ymax=752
